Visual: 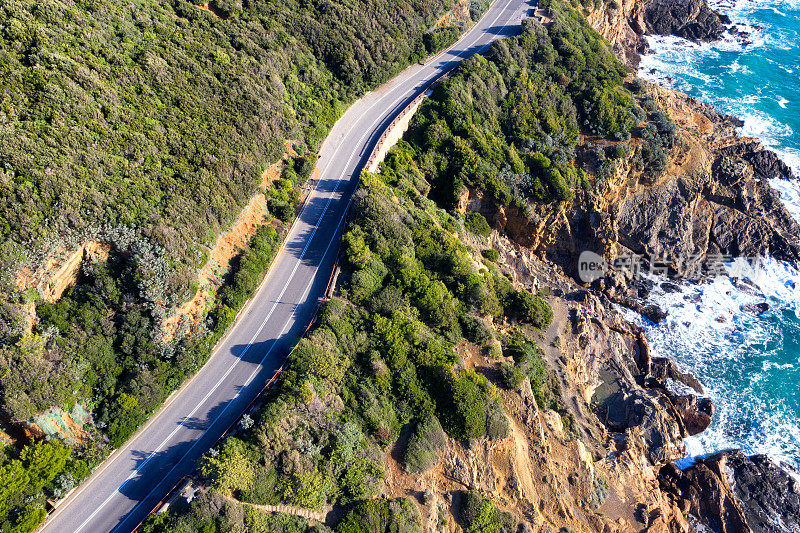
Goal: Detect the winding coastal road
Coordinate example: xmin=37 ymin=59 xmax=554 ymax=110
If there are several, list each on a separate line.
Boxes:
xmin=39 ymin=0 xmax=535 ymax=530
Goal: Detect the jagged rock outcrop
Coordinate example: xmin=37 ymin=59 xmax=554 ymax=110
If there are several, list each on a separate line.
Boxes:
xmin=475 ymin=4 xmax=800 ymax=533
xmin=726 ymin=451 xmax=800 ymax=532
xmin=660 ymin=450 xmax=800 ymax=533
xmin=643 ymin=0 xmax=730 ymax=41
xmin=587 ymin=0 xmax=732 ymax=66
xmin=532 ymin=83 xmax=800 ymax=286
xmin=475 ymin=68 xmax=800 ymax=533
xmin=15 ymin=240 xmax=111 ymax=303
xmin=612 ymin=87 xmax=799 ymax=275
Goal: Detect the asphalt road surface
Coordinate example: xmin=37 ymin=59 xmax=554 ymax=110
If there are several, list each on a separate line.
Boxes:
xmin=40 ymin=0 xmax=536 ymax=530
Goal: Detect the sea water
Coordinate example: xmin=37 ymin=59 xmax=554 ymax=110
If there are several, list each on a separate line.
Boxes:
xmin=635 ymin=0 xmax=800 ymax=465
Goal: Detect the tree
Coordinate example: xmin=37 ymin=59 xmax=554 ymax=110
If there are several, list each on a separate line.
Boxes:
xmin=199 ymin=438 xmax=255 ymax=495
xmin=0 ymin=461 xmax=30 ymax=511
xmin=20 ymin=441 xmax=70 ymax=490
xmin=292 ymin=328 xmax=350 ymax=392
xmin=11 ymin=506 xmax=47 ymax=533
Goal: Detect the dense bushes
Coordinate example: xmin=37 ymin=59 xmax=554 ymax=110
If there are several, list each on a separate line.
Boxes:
xmin=336 ymin=498 xmax=422 ymax=533
xmin=0 ymin=0 xmax=462 ymax=283
xmin=503 ymin=331 xmax=559 ymax=409
xmin=218 ymin=225 xmax=281 ymax=314
xmin=0 ymin=0 xmax=473 ymax=525
xmin=384 ymin=1 xmax=677 ymax=228
xmin=465 ymin=212 xmax=492 ymax=237
xmin=0 ymin=441 xmax=83 ymax=532
xmin=1 ymin=220 xmax=281 ymax=452
xmin=403 ymin=415 xmax=447 ymax=474
xmin=509 ymin=289 xmax=553 ymax=328
xmin=146 ymin=168 xmax=552 ymax=532
xmin=459 ymin=490 xmax=516 ymax=533
xmin=0 ymin=219 xmax=281 ymax=529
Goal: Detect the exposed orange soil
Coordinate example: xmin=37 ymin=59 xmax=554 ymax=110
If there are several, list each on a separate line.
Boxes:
xmin=15 ymin=241 xmax=111 ymax=303
xmin=196 ymin=2 xmax=226 ymax=19
xmin=163 ymin=141 xmax=311 ymax=341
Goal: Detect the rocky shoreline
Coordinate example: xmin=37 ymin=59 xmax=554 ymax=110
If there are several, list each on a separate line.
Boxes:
xmin=587 ymin=0 xmax=754 ymax=66
xmin=660 ymin=449 xmax=800 ymax=533
xmin=432 ymin=0 xmax=800 ymax=526
xmin=577 ymin=0 xmax=800 ymax=530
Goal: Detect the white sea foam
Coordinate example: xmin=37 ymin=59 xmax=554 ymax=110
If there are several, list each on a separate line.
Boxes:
xmin=711 ymin=0 xmax=800 ymax=18
xmin=739 ymin=111 xmax=794 ymax=144
xmin=634 ymin=0 xmax=800 ymax=468
xmin=638 ymin=257 xmax=800 ymax=466
xmin=774 ymin=147 xmax=800 ymax=174
xmin=769 ymin=176 xmax=800 ymax=224
xmin=762 ymin=361 xmax=795 ymax=371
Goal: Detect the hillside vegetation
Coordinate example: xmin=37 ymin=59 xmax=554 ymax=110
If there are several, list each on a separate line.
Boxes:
xmin=143 ymin=161 xmax=555 ymax=533
xmin=140 ymin=2 xmax=685 ymax=530
xmin=0 ymin=0 xmax=475 ymax=529
xmin=391 ymin=3 xmax=675 ymax=223
xmin=0 ymin=0 xmax=463 ymax=276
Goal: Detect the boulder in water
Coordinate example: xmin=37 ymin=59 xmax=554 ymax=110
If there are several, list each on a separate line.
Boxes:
xmin=740 ymin=302 xmax=769 ymax=316
xmin=672 ymin=394 xmax=714 ymax=436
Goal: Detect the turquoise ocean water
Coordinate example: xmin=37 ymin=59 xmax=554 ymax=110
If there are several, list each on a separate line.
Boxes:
xmin=633 ymin=0 xmax=800 ymax=465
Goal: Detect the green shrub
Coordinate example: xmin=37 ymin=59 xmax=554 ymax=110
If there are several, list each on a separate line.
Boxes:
xmin=340 ymin=458 xmax=384 ymax=503
xmin=244 ymin=506 xmax=308 ymax=533
xmin=198 ymin=438 xmax=256 ymax=495
xmin=590 ymin=475 xmax=610 ymax=509
xmin=268 ymin=198 xmax=296 ymax=223
xmin=502 ymin=331 xmax=559 ymax=409
xmin=481 ymin=248 xmax=499 ymax=262
xmin=348 ymin=257 xmax=389 ymax=304
xmin=437 ymin=368 xmax=493 ymax=441
xmin=293 ymin=153 xmax=318 ymax=185
xmin=291 ymin=328 xmax=350 ymax=393
xmin=280 ymin=469 xmax=331 ymax=510
xmin=464 ymin=213 xmax=491 ymax=238
xmin=469 ymin=0 xmax=490 ymax=20
xmin=336 ymin=498 xmax=422 ymax=533
xmin=424 ymin=27 xmax=461 ymax=54
xmin=459 ymin=490 xmax=515 ymax=533
xmin=243 ymin=466 xmax=280 ymax=505
xmin=460 ymin=315 xmax=494 ymax=345
xmin=485 ymin=341 xmax=503 ymax=359
xmin=11 ymin=506 xmax=47 ymax=533
xmin=484 ymin=398 xmax=510 ymax=440
xmin=510 ymin=290 xmax=553 ymax=329
xmin=404 ymin=415 xmax=447 ymax=474
xmin=499 ymin=362 xmax=526 ymax=389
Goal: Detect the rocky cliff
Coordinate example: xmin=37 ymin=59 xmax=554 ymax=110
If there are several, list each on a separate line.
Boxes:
xmin=381 ymin=248 xmax=709 ymax=531
xmin=483 ymin=77 xmax=800 ymax=293
xmin=587 ymin=0 xmax=733 ymax=66
xmin=660 ymin=450 xmax=800 ymax=532
xmin=474 ymin=4 xmax=800 ymax=532
xmin=435 ymin=6 xmax=800 ymax=532
xmin=582 ymin=84 xmax=799 ymax=283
